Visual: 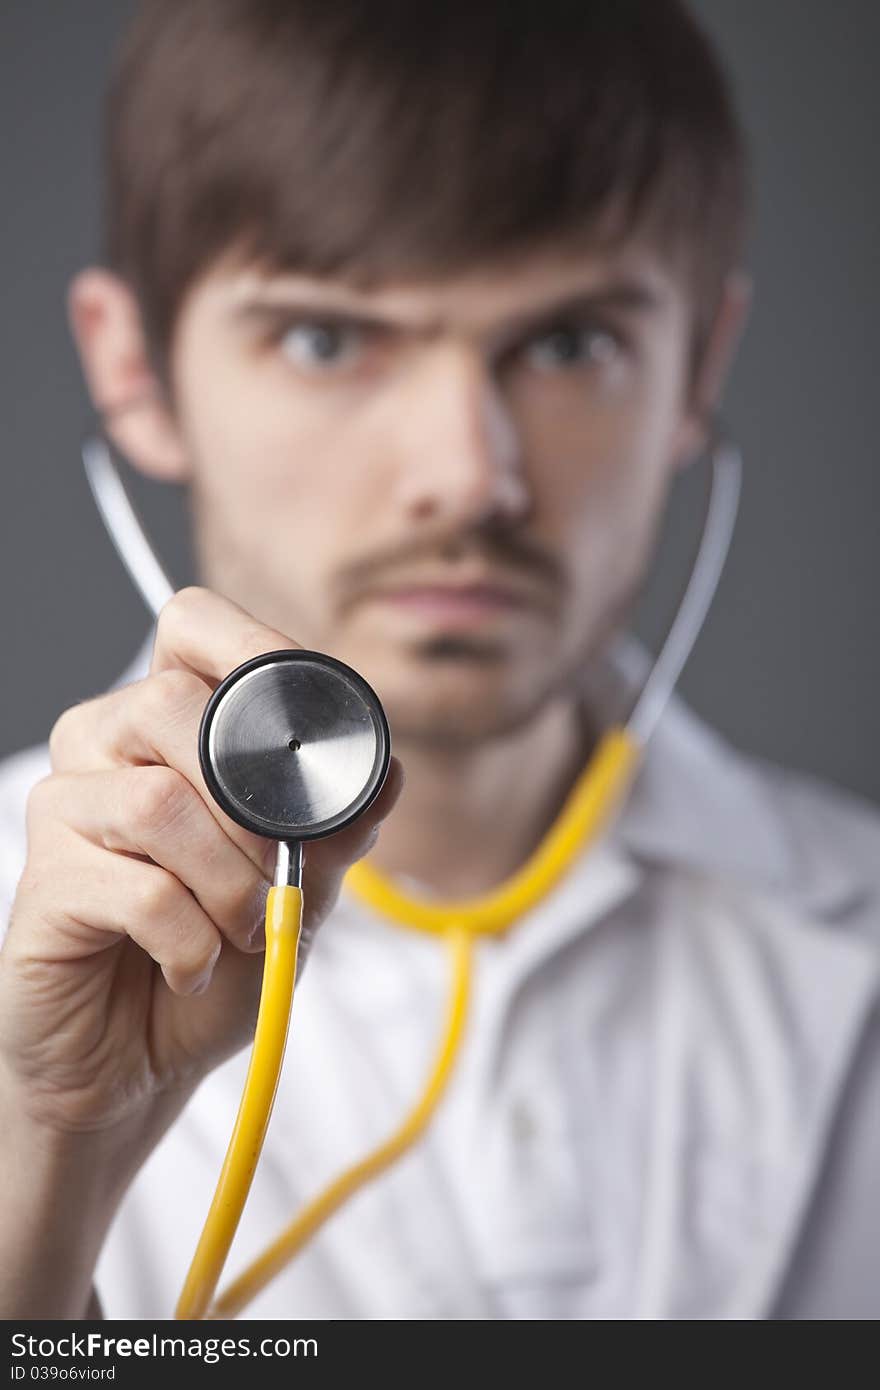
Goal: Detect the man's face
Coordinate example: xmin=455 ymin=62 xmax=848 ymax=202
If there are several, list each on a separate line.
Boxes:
xmin=165 ymin=241 xmax=698 ymax=747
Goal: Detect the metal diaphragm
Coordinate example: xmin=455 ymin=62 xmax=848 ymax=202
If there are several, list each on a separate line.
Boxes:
xmin=198 ymin=648 xmax=391 ymax=841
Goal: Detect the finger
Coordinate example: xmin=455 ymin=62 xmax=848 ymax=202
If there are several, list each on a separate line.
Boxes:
xmin=49 ymin=672 xmax=405 ymax=887
xmin=281 ymin=755 xmax=407 ymax=948
xmin=27 ymin=767 xmax=270 ymax=956
xmin=49 ymin=669 xmax=277 ymax=879
xmin=15 ymin=823 xmax=225 ymax=997
xmin=149 ymin=586 xmax=301 ymax=685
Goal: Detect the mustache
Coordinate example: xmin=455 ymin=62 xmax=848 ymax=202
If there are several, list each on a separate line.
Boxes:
xmin=334 ymin=522 xmax=564 ymax=610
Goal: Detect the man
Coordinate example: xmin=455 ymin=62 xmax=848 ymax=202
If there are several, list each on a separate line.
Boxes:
xmin=1 ymin=0 xmax=879 ymax=1321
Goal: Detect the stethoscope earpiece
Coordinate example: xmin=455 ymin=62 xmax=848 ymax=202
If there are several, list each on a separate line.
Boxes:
xmin=198 ymin=648 xmax=391 ymax=844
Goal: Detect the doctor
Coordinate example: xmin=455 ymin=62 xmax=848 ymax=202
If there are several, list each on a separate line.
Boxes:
xmin=1 ymin=0 xmax=880 ymax=1320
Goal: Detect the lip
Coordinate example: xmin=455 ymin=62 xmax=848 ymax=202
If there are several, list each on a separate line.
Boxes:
xmin=365 ymin=581 xmax=535 ymax=625
xmin=370 ymin=567 xmax=542 ymax=604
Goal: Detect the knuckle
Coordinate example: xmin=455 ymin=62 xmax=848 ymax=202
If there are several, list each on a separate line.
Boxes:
xmin=156 ymin=585 xmax=206 ymax=643
xmin=136 ymin=872 xmax=217 ymax=974
xmin=24 ymin=773 xmax=60 ymax=835
xmin=25 ymin=773 xmax=54 ymax=817
xmin=165 ymin=584 xmax=207 ymax=616
xmin=140 ymin=667 xmax=207 ymax=725
xmin=134 ymin=864 xmax=188 ymax=926
xmin=9 ymin=862 xmax=43 ymax=916
xmin=240 ymin=621 xmax=296 ymax=660
xmin=48 ymin=703 xmax=83 ymax=768
xmin=130 ymin=764 xmax=194 ymax=836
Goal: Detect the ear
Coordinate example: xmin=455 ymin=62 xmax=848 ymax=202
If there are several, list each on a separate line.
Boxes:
xmin=67 ymin=267 xmax=191 ymax=483
xmin=670 ymin=268 xmax=752 ymax=471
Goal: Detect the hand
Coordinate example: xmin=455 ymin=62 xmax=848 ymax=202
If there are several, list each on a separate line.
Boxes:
xmin=0 ymin=587 xmax=404 ymax=1153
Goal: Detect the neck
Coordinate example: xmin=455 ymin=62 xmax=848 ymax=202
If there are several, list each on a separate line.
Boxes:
xmin=365 ymin=691 xmax=597 ymax=900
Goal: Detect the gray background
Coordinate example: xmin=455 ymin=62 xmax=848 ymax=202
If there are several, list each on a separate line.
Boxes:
xmin=1 ymin=1 xmax=878 ymax=805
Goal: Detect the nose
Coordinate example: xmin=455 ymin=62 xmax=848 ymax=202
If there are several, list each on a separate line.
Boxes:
xmin=391 ymin=344 xmax=533 ymax=529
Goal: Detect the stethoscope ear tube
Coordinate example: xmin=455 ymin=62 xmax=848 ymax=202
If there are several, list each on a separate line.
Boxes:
xmin=81 ymin=428 xmax=176 ymax=619
xmin=625 ymin=424 xmax=742 ymax=745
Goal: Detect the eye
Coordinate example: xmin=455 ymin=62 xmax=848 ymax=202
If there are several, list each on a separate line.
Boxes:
xmin=522 ymin=322 xmax=623 ymax=372
xmin=278 ymin=320 xmax=367 ymax=371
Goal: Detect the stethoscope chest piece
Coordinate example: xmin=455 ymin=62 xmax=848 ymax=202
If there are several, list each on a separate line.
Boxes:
xmin=198 ymin=648 xmax=390 ymax=841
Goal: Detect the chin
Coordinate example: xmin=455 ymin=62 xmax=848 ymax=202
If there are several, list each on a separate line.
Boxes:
xmin=385 ymin=699 xmax=534 ymax=748
xmin=367 ymin=654 xmax=553 ymax=749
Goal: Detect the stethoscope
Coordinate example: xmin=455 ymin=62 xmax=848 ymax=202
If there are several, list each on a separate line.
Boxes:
xmin=81 ymin=417 xmax=741 ymax=1319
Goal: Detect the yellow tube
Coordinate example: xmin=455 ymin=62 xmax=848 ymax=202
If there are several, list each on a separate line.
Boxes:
xmin=178 ymin=722 xmax=640 ymax=1319
xmin=209 ymin=925 xmax=473 ymax=1319
xmin=343 ymin=725 xmax=639 ymax=935
xmin=175 ymin=884 xmax=303 ymax=1321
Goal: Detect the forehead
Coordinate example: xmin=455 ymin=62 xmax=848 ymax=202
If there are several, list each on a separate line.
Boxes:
xmin=192 ymin=236 xmax=687 ymax=335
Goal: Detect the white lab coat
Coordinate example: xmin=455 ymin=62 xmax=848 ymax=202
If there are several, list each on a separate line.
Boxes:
xmin=0 ymin=627 xmax=878 ymax=1320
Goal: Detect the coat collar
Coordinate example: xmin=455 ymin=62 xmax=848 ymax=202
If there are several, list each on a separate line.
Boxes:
xmin=580 ymin=629 xmax=869 ymax=921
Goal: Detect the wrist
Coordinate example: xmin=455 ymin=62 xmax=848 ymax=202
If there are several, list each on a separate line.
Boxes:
xmin=0 ymin=1085 xmax=139 ymax=1318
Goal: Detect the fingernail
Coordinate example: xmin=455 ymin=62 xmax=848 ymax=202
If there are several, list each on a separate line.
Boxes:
xmin=191 ymin=941 xmax=222 ymax=992
xmin=357 ymin=824 xmax=382 ymax=860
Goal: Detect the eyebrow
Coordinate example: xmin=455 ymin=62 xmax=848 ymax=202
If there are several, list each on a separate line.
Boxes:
xmin=226 ymin=276 xmax=667 ymax=347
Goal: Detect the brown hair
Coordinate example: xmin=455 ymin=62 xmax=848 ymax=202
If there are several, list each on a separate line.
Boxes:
xmin=104 ymin=0 xmax=750 ymax=389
